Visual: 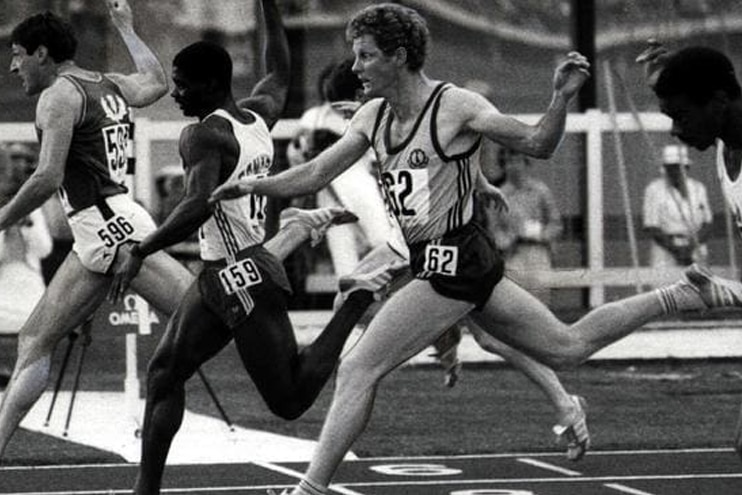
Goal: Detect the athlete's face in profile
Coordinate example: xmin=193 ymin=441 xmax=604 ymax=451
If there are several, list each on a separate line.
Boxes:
xmin=659 ymin=93 xmax=724 ymax=151
xmin=351 ymin=35 xmax=397 ymax=98
xmin=9 ymin=43 xmax=43 ymax=96
xmin=171 ymin=66 xmax=210 ymax=118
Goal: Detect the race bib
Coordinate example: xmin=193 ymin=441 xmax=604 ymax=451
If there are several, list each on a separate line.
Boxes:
xmin=97 ymin=215 xmax=134 ymax=247
xmin=218 ymin=258 xmax=263 ymax=295
xmin=423 ymin=244 xmax=458 ymax=276
xmin=101 ymin=123 xmax=131 ymax=184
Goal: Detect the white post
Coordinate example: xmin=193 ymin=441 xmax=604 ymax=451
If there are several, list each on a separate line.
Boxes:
xmin=124 ymin=332 xmax=141 ymax=435
xmin=585 ymin=109 xmax=605 ymax=307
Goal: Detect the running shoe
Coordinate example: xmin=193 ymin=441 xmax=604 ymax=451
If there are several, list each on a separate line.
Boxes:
xmin=337 ymin=241 xmax=410 ymax=299
xmin=553 ymin=395 xmax=590 ymax=462
xmin=279 ymin=206 xmax=358 ymax=247
xmin=337 ymin=260 xmax=408 ymax=298
xmin=684 ymin=263 xmax=742 ymax=308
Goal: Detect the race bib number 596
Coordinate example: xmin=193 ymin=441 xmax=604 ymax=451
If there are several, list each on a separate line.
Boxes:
xmin=218 ymin=258 xmax=263 ymax=295
xmin=423 ymin=245 xmax=458 ymax=276
xmin=97 ymin=215 xmax=134 ymax=247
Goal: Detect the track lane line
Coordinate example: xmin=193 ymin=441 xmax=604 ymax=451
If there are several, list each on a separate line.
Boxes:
xmin=517 ymin=457 xmax=583 ymax=476
xmin=605 ymin=483 xmax=658 ymax=495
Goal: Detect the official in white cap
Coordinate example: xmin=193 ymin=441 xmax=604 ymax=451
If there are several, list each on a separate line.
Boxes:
xmin=642 ymin=144 xmax=713 ymax=267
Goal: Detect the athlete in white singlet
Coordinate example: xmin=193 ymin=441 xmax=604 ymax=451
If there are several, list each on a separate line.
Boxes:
xmin=638 ymin=43 xmax=742 ymax=459
xmin=212 ymin=7 xmax=742 ymax=494
xmin=107 ymin=5 xmax=393 ymax=493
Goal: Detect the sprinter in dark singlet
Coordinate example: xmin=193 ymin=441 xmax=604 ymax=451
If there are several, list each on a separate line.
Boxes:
xmin=0 ymin=0 xmax=349 ymax=462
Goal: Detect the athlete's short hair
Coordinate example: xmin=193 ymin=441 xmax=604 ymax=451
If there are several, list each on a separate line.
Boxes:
xmin=654 ymin=46 xmax=741 ymax=104
xmin=173 ymin=41 xmax=233 ymax=93
xmin=10 ymin=12 xmax=77 ymax=63
xmin=346 ymin=3 xmax=429 ymax=71
xmin=322 ymin=58 xmax=362 ymax=103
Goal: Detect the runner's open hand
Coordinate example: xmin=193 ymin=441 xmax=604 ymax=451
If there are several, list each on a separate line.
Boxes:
xmin=105 ymin=0 xmax=134 ymax=33
xmin=478 ymin=182 xmax=509 ymax=212
xmin=108 ymin=243 xmax=143 ymax=303
xmin=553 ymin=52 xmax=590 ymax=99
xmin=636 ymin=39 xmax=670 ymax=89
xmin=209 ymin=178 xmax=258 ymax=203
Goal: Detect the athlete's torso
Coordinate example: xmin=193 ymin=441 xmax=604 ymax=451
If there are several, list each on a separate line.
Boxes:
xmin=42 ymin=73 xmax=131 ymax=214
xmin=199 ymin=108 xmax=274 ymax=261
xmin=370 ymin=83 xmax=481 ymax=244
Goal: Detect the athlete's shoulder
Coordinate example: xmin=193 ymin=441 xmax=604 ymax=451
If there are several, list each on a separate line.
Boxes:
xmin=348 ymin=97 xmax=385 ymax=130
xmin=180 ymin=119 xmax=226 ymax=151
xmin=36 ymin=77 xmax=83 ymax=126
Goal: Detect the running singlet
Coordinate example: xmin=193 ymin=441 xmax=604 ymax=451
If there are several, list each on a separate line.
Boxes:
xmin=369 ymin=82 xmax=481 ymax=244
xmin=51 ymin=74 xmax=130 ymax=215
xmin=716 ymin=140 xmax=742 ymax=235
xmin=199 ymin=109 xmax=273 ymax=261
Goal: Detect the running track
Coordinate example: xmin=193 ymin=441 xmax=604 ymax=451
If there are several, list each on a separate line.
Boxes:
xmin=2 ymin=448 xmax=741 ymax=494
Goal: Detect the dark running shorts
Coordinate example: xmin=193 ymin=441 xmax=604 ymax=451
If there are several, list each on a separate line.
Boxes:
xmin=198 ymin=245 xmax=292 ymax=328
xmin=408 ymin=221 xmax=504 ymax=309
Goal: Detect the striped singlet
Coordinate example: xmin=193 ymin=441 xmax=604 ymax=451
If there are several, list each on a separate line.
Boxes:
xmin=370 ymin=82 xmax=481 ymax=244
xmin=199 ymin=109 xmax=273 ymax=262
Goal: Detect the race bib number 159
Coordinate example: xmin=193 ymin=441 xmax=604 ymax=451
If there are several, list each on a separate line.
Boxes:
xmin=423 ymin=245 xmax=458 ymax=276
xmin=218 ymin=258 xmax=263 ymax=295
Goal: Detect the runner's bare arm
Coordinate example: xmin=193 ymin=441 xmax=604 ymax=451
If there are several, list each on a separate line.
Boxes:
xmin=104 ymin=0 xmax=168 ymax=107
xmin=463 ymin=52 xmax=589 ymax=158
xmin=109 ymin=123 xmax=221 ymax=302
xmin=237 ymin=0 xmax=290 ymax=128
xmin=0 ymin=82 xmax=77 ymax=231
xmin=209 ymin=102 xmax=378 ymax=202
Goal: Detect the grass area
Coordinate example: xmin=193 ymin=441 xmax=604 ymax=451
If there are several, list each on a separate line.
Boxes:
xmin=3 ymin=323 xmax=742 ymax=465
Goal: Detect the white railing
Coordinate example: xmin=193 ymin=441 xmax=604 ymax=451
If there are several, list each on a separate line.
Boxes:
xmin=3 ymin=111 xmax=736 ymax=305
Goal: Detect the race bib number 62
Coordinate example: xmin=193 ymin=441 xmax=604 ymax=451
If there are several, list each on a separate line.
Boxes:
xmin=218 ymin=258 xmax=263 ymax=295
xmin=423 ymin=245 xmax=458 ymax=276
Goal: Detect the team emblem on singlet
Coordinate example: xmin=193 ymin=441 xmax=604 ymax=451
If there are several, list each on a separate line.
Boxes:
xmin=99 ymin=94 xmax=132 ymax=185
xmin=408 ymin=148 xmax=429 ymax=169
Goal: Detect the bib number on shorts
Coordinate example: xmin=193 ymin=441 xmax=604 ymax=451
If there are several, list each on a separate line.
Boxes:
xmin=97 ymin=215 xmax=135 ymax=247
xmin=218 ymin=258 xmax=263 ymax=295
xmin=423 ymin=245 xmax=458 ymax=276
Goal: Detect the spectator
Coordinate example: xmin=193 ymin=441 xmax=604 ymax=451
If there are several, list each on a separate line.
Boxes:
xmin=5 ymin=143 xmax=73 ymax=284
xmin=643 ymin=144 xmax=712 ymax=267
xmin=0 ymin=145 xmax=52 ymax=385
xmin=495 ymin=147 xmax=562 ymax=304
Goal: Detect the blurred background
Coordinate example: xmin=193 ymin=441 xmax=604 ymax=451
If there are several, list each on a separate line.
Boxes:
xmin=2 ymin=0 xmax=742 ymax=314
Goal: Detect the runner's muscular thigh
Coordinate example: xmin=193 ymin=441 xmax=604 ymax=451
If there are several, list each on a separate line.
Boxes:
xmin=341 ymin=280 xmax=471 ymax=377
xmin=16 ymin=252 xmax=109 ymax=366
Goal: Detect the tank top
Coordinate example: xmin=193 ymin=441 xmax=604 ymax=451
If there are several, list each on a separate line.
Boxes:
xmin=370 ymin=83 xmax=481 ymax=244
xmin=50 ymin=73 xmax=130 ymax=215
xmin=199 ymin=109 xmax=274 ymax=261
xmin=716 ymin=139 xmax=742 ymax=234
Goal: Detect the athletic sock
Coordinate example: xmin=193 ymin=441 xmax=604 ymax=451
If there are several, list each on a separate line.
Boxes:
xmin=295 ymin=478 xmax=328 ymax=495
xmin=655 ymin=280 xmax=707 ymax=314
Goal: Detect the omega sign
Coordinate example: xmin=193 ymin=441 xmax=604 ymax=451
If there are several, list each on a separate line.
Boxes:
xmin=107 ymin=293 xmax=160 ymax=335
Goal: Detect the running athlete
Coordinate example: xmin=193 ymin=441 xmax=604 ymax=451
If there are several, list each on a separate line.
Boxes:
xmin=637 ymin=42 xmax=742 ymax=459
xmin=0 ymin=0 xmax=348 ymax=461
xmin=106 ymin=3 xmax=397 ymax=494
xmin=211 ymin=5 xmax=742 ymax=494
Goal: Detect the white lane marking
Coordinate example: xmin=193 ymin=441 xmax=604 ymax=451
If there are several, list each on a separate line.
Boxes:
xmin=516 ymin=458 xmax=583 ymax=476
xmin=251 ymin=461 xmax=366 ymax=495
xmin=604 ymin=483 xmax=658 ymax=495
